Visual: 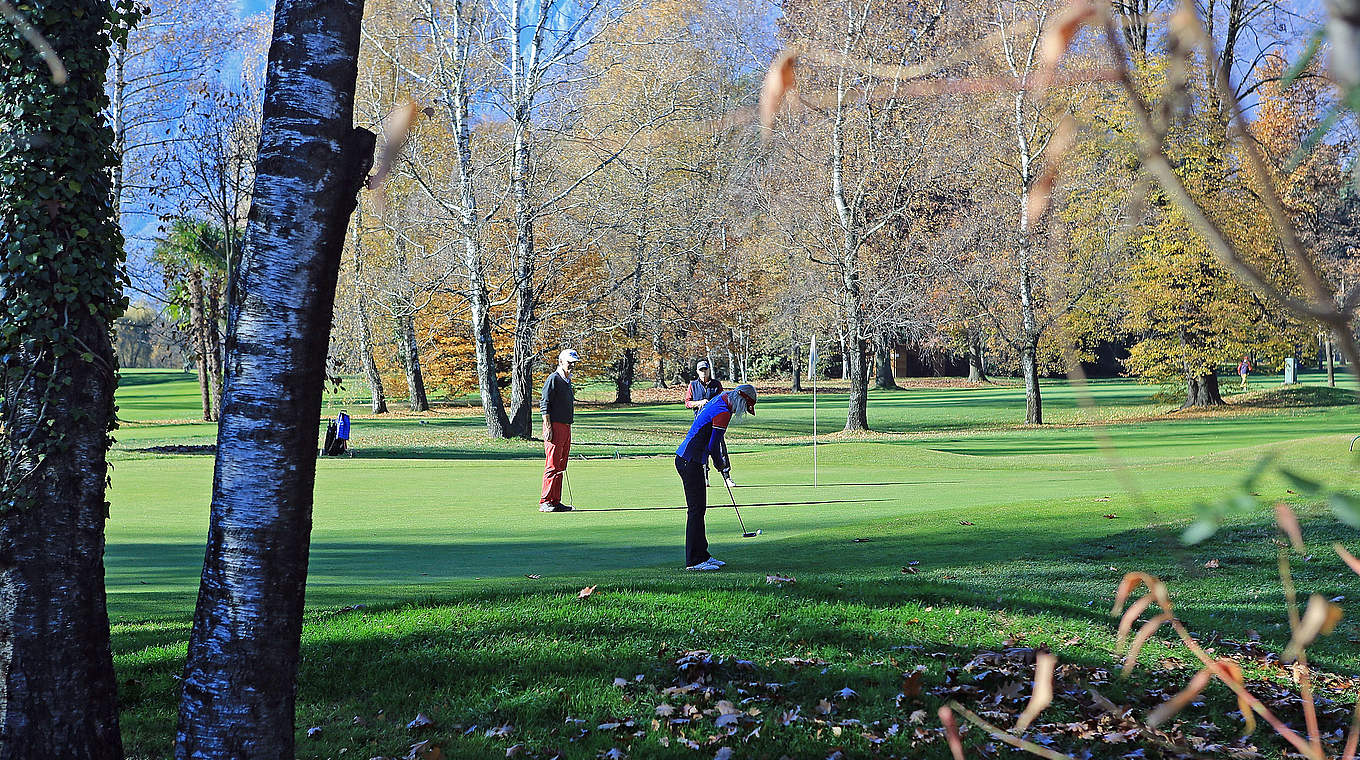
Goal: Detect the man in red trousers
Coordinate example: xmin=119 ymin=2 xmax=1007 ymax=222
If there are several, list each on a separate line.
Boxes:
xmin=539 ymin=348 xmax=580 ymax=512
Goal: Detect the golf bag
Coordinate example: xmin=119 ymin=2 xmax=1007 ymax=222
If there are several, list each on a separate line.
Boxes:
xmin=321 ymin=411 xmax=351 ymax=456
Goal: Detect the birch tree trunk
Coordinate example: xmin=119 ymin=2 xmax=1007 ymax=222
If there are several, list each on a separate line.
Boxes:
xmin=351 ymin=221 xmax=387 ymax=414
xmin=174 ymin=0 xmax=374 ymax=753
xmin=0 ymin=0 xmax=125 ymax=753
xmin=392 ymin=237 xmax=428 ymax=412
xmin=428 ymin=0 xmax=511 ymax=437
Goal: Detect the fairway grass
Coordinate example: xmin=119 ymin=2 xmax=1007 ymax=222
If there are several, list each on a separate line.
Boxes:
xmin=108 ymin=370 xmax=1360 ymax=759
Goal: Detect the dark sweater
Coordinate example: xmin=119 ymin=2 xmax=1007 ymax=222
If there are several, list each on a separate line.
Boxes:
xmin=540 ymin=371 xmax=574 ymax=425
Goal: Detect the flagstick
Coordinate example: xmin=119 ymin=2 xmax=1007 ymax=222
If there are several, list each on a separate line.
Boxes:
xmin=813 ymin=368 xmax=818 ymax=488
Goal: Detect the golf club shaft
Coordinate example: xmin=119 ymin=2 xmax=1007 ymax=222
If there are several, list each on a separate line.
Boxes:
xmin=724 ymin=481 xmax=748 ymax=534
xmin=565 ymin=469 xmax=574 ymax=507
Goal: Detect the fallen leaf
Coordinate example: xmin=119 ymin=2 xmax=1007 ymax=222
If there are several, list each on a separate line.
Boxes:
xmin=836 ymin=687 xmax=858 ymax=699
xmin=1103 ymin=514 xmax=1118 ymax=519
xmin=765 ymin=574 xmax=796 ymax=584
xmin=901 ymin=566 xmax=918 ymax=574
xmin=578 ymin=585 xmax=597 ymax=599
xmin=485 ymin=724 xmax=513 ymax=738
xmin=816 ymin=698 xmax=834 ymax=715
xmin=908 ymin=709 xmax=928 ymax=724
xmin=613 ymin=677 xmax=628 ymax=687
xmin=714 ymin=749 xmax=735 ymax=760
xmin=406 ymin=713 xmax=434 ymax=731
xmin=852 ymin=538 xmax=872 ymax=542
xmin=714 ymin=713 xmax=740 ymax=729
xmin=525 ymin=574 xmax=541 ymax=580
xmin=306 ymin=726 xmax=322 ymax=739
xmin=406 ymin=739 xmax=442 ymax=760
xmin=599 ymin=749 xmax=626 ymax=760
xmin=655 ymin=704 xmax=676 ymax=717
xmin=1204 ymin=559 xmax=1220 ymax=569
xmin=959 ymin=521 xmax=975 ymax=526
xmin=1095 ymin=497 xmax=1111 ymax=502
xmin=506 ymin=745 xmax=526 ymax=758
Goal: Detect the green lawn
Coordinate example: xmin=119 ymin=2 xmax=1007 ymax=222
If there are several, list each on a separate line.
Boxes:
xmin=109 ymin=369 xmax=1360 ymax=759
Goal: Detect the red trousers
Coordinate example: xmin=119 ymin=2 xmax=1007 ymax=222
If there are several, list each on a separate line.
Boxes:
xmin=541 ymin=422 xmax=571 ymax=505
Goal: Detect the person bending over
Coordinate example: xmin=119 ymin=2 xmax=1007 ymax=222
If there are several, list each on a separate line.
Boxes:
xmin=674 ymin=384 xmax=757 ymax=571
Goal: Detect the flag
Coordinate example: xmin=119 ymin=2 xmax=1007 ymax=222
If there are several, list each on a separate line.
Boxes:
xmin=807 ymin=335 xmax=817 ymax=381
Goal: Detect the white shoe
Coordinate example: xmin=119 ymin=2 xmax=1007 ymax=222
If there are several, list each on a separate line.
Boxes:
xmin=706 ymin=557 xmax=726 ymax=567
xmin=685 ymin=559 xmax=722 ymax=571
xmin=723 ymin=475 xmax=736 ymax=488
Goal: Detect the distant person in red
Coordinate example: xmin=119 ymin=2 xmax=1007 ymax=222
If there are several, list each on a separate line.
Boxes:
xmin=1238 ymin=355 xmax=1252 ymax=390
xmin=684 ymin=359 xmax=733 ymax=488
xmin=539 ymin=348 xmax=580 ymax=513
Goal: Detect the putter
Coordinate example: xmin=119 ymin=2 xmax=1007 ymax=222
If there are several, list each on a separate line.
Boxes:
xmin=724 ymin=481 xmax=761 ymax=538
xmin=564 ymin=469 xmax=575 ymax=509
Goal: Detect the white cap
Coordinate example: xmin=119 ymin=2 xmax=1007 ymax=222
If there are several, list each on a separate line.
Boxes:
xmin=558 ymin=348 xmax=581 ymax=363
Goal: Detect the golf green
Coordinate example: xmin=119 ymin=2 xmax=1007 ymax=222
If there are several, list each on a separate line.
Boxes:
xmin=106 ymin=369 xmax=1360 ymax=759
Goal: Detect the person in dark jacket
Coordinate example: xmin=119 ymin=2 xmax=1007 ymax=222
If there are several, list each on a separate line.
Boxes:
xmin=539 ymin=348 xmax=580 ymax=512
xmin=683 ymin=360 xmax=733 ymax=488
xmin=675 ymin=384 xmax=757 ymax=570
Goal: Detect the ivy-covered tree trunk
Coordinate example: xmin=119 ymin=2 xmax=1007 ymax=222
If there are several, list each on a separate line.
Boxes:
xmin=1183 ymin=373 xmax=1224 ymax=408
xmin=174 ymin=0 xmax=374 ymax=754
xmin=0 ymin=0 xmax=129 ymax=755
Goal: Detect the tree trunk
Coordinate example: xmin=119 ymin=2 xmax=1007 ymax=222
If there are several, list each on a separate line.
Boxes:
xmin=844 ymin=287 xmax=869 ymax=431
xmin=205 ymin=270 xmax=225 ymax=418
xmin=791 ymin=333 xmax=802 ymax=392
xmin=1183 ymin=373 xmax=1225 ymax=407
xmin=355 ymin=294 xmax=387 ymax=413
xmin=0 ymin=0 xmax=125 ymax=750
xmin=1327 ymin=337 xmax=1336 ymax=388
xmin=397 ymin=313 xmax=429 ymax=412
xmin=966 ymin=327 xmax=988 ymax=383
xmin=351 ymin=224 xmax=387 ymax=414
xmin=174 ymin=0 xmax=374 ymax=753
xmin=434 ymin=0 xmax=510 ymax=437
xmin=1021 ymin=338 xmax=1043 ymax=424
xmin=651 ymin=331 xmax=666 ymax=388
xmin=874 ymin=341 xmax=898 ymax=389
xmin=615 ymin=346 xmax=636 ymax=404
xmin=188 ymin=268 xmax=213 ymax=421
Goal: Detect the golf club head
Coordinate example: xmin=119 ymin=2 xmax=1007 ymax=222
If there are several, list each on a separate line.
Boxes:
xmin=743 ymin=530 xmax=762 ymax=538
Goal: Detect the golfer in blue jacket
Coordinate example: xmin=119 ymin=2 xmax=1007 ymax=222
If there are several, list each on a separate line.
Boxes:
xmin=675 ymin=384 xmax=757 ymax=571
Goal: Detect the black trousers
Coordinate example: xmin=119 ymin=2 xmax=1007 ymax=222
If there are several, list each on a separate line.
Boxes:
xmin=675 ymin=455 xmax=709 ymax=567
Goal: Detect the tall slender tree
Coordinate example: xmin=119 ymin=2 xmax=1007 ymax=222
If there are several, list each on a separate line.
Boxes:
xmin=0 ymin=0 xmax=132 ymax=755
xmin=173 ymin=0 xmax=374 ymax=754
